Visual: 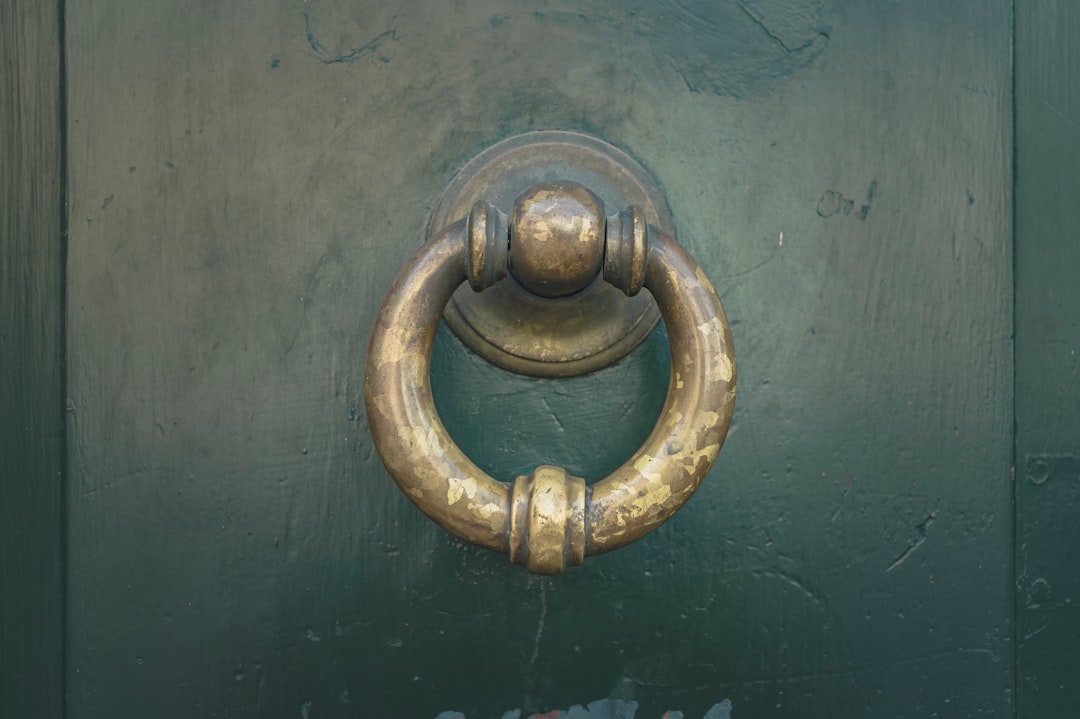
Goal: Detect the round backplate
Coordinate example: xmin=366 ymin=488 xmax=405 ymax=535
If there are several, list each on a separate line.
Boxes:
xmin=428 ymin=131 xmax=674 ymax=377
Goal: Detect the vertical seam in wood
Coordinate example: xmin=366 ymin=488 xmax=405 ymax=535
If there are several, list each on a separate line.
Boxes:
xmin=1009 ymin=0 xmax=1019 ymax=716
xmin=58 ymin=0 xmax=69 ymax=715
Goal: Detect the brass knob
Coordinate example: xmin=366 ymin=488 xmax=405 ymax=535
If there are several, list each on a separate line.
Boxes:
xmin=509 ymin=182 xmax=606 ymax=298
xmin=364 ymin=182 xmax=736 ymax=574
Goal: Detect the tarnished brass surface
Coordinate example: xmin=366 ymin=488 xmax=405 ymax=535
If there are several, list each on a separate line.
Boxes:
xmin=604 ymin=206 xmax=649 ymax=298
xmin=588 ymin=227 xmax=737 ymax=553
xmin=509 ymin=466 xmax=586 ymax=575
xmin=365 ymin=219 xmax=511 ymax=552
xmin=428 ymin=131 xmax=674 ymax=377
xmin=509 ymin=183 xmax=606 ymax=298
xmin=365 ymin=184 xmax=736 ymax=573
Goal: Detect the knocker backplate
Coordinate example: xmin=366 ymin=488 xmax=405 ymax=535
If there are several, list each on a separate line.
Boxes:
xmin=427 ymin=130 xmax=675 ymax=377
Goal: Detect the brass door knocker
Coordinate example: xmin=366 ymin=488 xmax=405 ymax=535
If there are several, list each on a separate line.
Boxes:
xmin=364 ymin=132 xmax=736 ymax=574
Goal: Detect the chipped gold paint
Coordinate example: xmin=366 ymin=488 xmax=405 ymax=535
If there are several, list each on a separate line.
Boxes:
xmin=446 ymin=476 xmax=479 ymax=506
xmin=364 ymin=191 xmax=735 ymax=573
xmin=695 ymin=264 xmax=717 ymax=294
xmin=696 ymin=411 xmax=722 ymax=430
xmin=467 ymin=501 xmax=501 ymax=520
xmin=583 ymin=227 xmax=735 ymax=555
xmin=632 ymin=455 xmax=663 ymax=483
xmin=698 ymin=317 xmax=734 ymax=384
xmin=372 ymin=326 xmax=413 ymax=369
xmin=679 ymin=439 xmax=722 ymax=476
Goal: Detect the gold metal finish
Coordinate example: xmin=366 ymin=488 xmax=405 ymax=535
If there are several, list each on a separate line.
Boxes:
xmin=365 ymin=182 xmax=736 ymax=573
xmin=509 ymin=466 xmax=587 ymax=574
xmin=428 ymin=131 xmax=675 ymax=377
xmin=509 ymin=183 xmax=606 ymax=298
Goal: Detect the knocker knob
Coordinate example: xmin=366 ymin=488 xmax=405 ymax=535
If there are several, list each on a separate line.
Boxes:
xmin=509 ymin=182 xmax=606 ymax=298
xmin=467 ymin=182 xmax=650 ymax=301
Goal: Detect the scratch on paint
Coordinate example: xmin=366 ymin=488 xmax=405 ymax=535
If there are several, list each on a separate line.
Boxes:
xmin=1044 ymin=98 xmax=1080 ymax=130
xmin=540 ymin=395 xmax=566 ymax=432
xmin=668 ymin=56 xmax=700 ymax=94
xmin=527 ymin=582 xmax=548 ymax=674
xmin=755 ymin=569 xmax=826 ymax=610
xmin=830 ymin=474 xmax=854 ymax=522
xmin=886 ymin=511 xmax=937 ymax=571
xmin=1023 ymin=621 xmax=1052 ymax=641
xmin=717 ymin=249 xmax=779 ymax=282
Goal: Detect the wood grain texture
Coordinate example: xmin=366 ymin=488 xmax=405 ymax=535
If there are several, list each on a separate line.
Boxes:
xmin=0 ymin=0 xmax=65 ymax=716
xmin=65 ymin=1 xmax=1012 ymax=716
xmin=1015 ymin=0 xmax=1080 ymax=714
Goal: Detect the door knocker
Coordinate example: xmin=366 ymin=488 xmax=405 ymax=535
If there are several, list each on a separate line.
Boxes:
xmin=364 ymin=131 xmax=736 ymax=573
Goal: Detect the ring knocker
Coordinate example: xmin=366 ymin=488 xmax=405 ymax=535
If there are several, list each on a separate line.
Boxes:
xmin=364 ymin=132 xmax=736 ymax=574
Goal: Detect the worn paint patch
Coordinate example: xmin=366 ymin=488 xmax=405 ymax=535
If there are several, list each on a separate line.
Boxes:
xmin=466 ymin=501 xmax=500 ymax=519
xmin=657 ymin=0 xmax=829 ymax=97
xmin=372 ymin=326 xmax=412 ymax=368
xmin=516 ymin=1 xmax=828 ymax=97
xmin=679 ymin=440 xmax=721 ymax=477
xmin=433 ymin=699 xmax=732 ymax=718
xmin=697 ymin=411 xmax=722 ymax=430
xmin=446 ymin=476 xmax=478 ymax=506
xmin=1025 ymin=453 xmax=1080 ymax=486
xmin=698 ymin=318 xmax=734 ymax=384
xmin=740 ymin=0 xmax=824 ymax=52
xmin=695 ymin=264 xmax=718 ymax=295
xmin=817 ymin=181 xmax=878 ymax=220
xmin=633 ymin=454 xmax=663 ymax=483
xmin=302 ymin=5 xmax=399 ymax=65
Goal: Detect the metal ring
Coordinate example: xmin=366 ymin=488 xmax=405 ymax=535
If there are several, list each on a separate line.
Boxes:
xmin=364 ymin=214 xmax=736 ymax=574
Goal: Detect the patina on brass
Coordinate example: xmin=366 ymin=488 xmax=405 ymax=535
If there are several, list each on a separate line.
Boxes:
xmin=509 ymin=466 xmax=586 ymax=574
xmin=428 ymin=130 xmax=675 ymax=377
xmin=364 ymin=181 xmax=736 ymax=574
xmin=509 ymin=183 xmax=606 ymax=298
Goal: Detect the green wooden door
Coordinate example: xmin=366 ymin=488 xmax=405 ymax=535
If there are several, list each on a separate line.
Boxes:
xmin=8 ymin=0 xmax=1076 ymax=717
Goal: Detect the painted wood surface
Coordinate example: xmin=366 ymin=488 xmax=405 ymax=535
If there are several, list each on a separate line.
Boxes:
xmin=64 ymin=1 xmax=1013 ymax=716
xmin=1015 ymin=0 xmax=1080 ymax=715
xmin=0 ymin=1 xmax=66 ymax=716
